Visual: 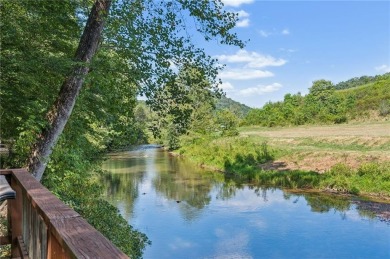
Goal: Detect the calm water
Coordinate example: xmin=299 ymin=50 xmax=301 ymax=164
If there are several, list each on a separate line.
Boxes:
xmin=102 ymin=145 xmax=390 ymax=259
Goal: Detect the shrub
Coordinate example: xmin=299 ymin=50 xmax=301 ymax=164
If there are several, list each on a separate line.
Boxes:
xmin=379 ymin=100 xmax=390 ymax=116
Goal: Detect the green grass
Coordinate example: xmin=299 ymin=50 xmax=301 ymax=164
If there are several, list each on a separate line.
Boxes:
xmin=179 ymin=135 xmax=273 ymax=171
xmin=178 ymin=135 xmax=390 ymax=200
xmin=296 ymin=138 xmax=390 ymax=152
xmin=320 ymin=163 xmax=390 ymax=196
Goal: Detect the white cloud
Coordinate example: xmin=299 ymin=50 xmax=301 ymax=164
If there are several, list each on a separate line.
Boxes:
xmin=237 ymin=10 xmax=249 ymax=18
xmin=221 ymin=69 xmax=274 ymax=80
xmin=216 ymin=50 xmax=287 ymax=68
xmin=219 ymin=81 xmax=235 ymax=90
xmin=239 ymin=83 xmax=282 ymax=96
xmin=279 ymin=48 xmax=297 ymax=53
xmin=222 ymin=0 xmax=254 ymax=7
xmin=259 ymin=29 xmax=291 ymax=37
xmin=249 ymin=218 xmax=267 ymax=230
xmin=235 ymin=10 xmax=250 ymax=28
xmin=375 ymin=64 xmax=390 ymax=73
xmin=236 ymin=18 xmax=250 ymax=27
xmin=213 ymin=229 xmax=251 ymax=259
xmin=169 ymin=237 xmax=196 ymax=251
xmin=259 ymin=30 xmax=270 ymax=38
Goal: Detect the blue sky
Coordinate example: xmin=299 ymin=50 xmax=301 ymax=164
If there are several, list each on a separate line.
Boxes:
xmin=205 ymin=0 xmax=390 ymax=108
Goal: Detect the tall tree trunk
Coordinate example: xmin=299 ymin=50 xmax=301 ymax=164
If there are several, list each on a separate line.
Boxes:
xmin=28 ymin=0 xmax=111 ymax=181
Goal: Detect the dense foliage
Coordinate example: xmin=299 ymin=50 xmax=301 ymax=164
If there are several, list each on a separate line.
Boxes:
xmin=334 ymin=73 xmax=389 ymax=90
xmin=0 ymin=1 xmax=149 ymax=256
xmin=136 ymin=68 xmax=246 ymax=149
xmin=243 ymin=73 xmax=390 ymax=127
xmin=1 ymin=0 xmax=245 ymax=257
xmin=141 ymin=96 xmax=242 ymax=150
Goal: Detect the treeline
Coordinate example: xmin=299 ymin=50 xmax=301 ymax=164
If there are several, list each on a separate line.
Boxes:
xmin=334 ymin=73 xmax=389 ymax=90
xmin=135 ymin=97 xmax=242 ymax=150
xmin=243 ymin=73 xmax=390 ymax=127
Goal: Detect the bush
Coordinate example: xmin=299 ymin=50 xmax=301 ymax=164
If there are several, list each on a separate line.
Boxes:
xmin=379 ymin=100 xmax=390 ymax=116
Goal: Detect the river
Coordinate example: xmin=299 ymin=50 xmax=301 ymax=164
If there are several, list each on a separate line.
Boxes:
xmin=102 ymin=145 xmax=390 ymax=259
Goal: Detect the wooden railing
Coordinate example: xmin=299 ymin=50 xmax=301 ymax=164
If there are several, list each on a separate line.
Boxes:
xmin=0 ymin=169 xmax=129 ymax=259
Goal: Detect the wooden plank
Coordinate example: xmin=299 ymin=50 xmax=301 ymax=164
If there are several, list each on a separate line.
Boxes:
xmin=0 ymin=169 xmax=12 ymax=175
xmin=22 ymin=194 xmax=30 ymax=250
xmin=11 ymin=170 xmax=80 ymax=223
xmin=39 ymin=214 xmax=48 ymax=259
xmin=9 ymin=169 xmax=128 ymax=258
xmin=17 ymin=235 xmax=30 ymax=259
xmin=28 ymin=207 xmax=36 ymax=259
xmin=10 ymin=176 xmax=23 ymax=257
xmin=47 ymin=230 xmax=69 ymax=259
xmin=50 ymin=217 xmax=128 ymax=259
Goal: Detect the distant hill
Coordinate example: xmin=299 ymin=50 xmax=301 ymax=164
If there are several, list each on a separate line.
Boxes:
xmin=334 ymin=72 xmax=389 ymax=90
xmin=336 ymin=73 xmax=390 ymax=117
xmin=242 ymin=73 xmax=390 ymax=127
xmin=136 ymin=94 xmax=252 ymax=120
xmin=216 ymin=95 xmax=252 ymax=118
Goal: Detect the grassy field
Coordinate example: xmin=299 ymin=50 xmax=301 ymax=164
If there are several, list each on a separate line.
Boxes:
xmin=240 ymin=121 xmax=390 ymax=173
xmin=179 ymin=121 xmax=390 ymax=200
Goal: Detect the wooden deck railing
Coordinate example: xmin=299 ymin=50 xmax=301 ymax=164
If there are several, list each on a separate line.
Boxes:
xmin=0 ymin=169 xmax=129 ymax=259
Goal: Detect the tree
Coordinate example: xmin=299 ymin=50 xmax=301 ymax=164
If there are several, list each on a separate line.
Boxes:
xmin=27 ymin=0 xmax=112 ymax=181
xmin=216 ymin=109 xmax=239 ymax=136
xmin=309 ymin=79 xmax=334 ymax=95
xmin=20 ymin=0 xmax=244 ymax=181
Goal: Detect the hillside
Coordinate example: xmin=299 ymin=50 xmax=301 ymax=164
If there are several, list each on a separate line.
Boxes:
xmin=334 ymin=73 xmax=389 ymax=90
xmin=243 ymin=73 xmax=390 ymax=127
xmin=337 ymin=74 xmax=390 ymax=119
xmin=216 ymin=95 xmax=252 ymax=118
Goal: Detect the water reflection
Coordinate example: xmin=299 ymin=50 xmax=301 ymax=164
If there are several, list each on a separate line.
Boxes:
xmin=102 ymin=145 xmax=390 ymax=259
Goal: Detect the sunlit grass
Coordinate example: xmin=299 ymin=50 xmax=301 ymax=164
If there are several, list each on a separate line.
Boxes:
xmin=178 ymin=133 xmax=390 ymax=200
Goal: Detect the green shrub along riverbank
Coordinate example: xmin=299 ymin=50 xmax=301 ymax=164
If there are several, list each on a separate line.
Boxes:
xmin=178 ymin=135 xmax=390 ymax=200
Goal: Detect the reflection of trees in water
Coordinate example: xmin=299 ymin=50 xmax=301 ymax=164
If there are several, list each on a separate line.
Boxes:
xmin=152 ymin=154 xmax=221 ymax=221
xmin=253 ymin=186 xmax=270 ymax=202
xmin=283 ymin=192 xmax=382 ymax=221
xmin=102 ymin=159 xmax=147 ymax=219
xmin=303 ymin=193 xmax=350 ymax=213
xmin=215 ymin=181 xmax=237 ymax=200
xmin=221 ymin=172 xmax=382 ymax=221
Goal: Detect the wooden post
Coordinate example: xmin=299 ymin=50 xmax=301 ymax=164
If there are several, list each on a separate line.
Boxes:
xmin=9 ymin=173 xmax=23 ymax=257
xmin=47 ymin=231 xmax=68 ymax=259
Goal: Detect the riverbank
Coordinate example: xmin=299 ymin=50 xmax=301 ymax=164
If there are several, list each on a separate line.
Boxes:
xmin=177 ymin=122 xmax=390 ymax=202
